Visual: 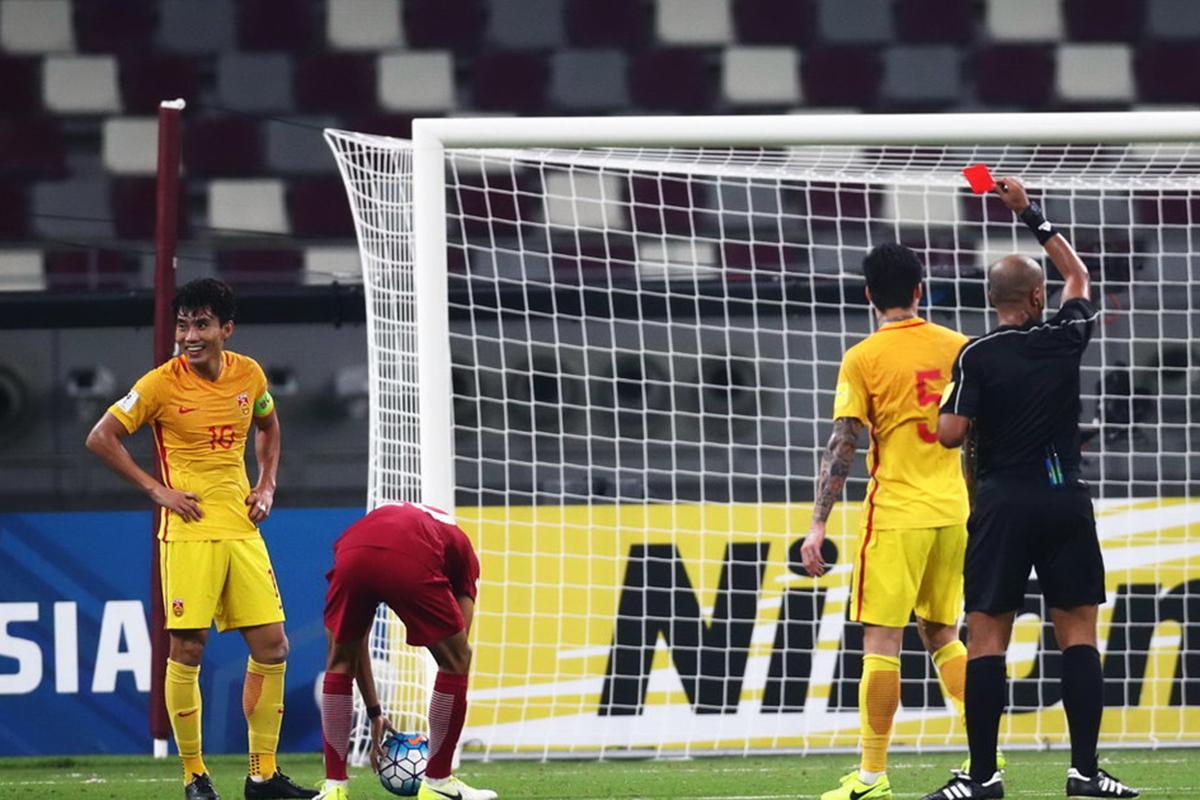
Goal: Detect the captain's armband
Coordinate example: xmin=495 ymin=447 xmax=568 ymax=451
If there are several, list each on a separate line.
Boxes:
xmin=254 ymin=391 xmax=274 ymax=417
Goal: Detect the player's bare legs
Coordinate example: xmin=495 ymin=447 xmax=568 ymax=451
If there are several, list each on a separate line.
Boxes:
xmin=426 ymin=630 xmax=472 ymax=675
xmin=965 ymin=610 xmax=1015 ymax=658
xmin=170 ymin=629 xmax=209 ymax=665
xmin=915 ymin=618 xmax=956 ymax=651
xmin=1049 ymin=604 xmax=1098 ymax=649
xmin=325 ymin=635 xmax=361 ymax=673
xmin=243 ymin=622 xmax=290 ymax=663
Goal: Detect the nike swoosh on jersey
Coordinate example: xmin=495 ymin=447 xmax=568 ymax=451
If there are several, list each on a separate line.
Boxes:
xmin=178 ymin=407 xmax=198 ymax=414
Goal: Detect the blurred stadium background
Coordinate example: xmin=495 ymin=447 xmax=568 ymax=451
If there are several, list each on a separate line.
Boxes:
xmin=2 ymin=0 xmax=1197 ymax=510
xmin=2 ymin=0 xmax=1198 ymax=769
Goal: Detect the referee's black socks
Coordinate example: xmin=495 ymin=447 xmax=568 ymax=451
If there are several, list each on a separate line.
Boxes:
xmin=1062 ymin=644 xmax=1103 ymax=776
xmin=966 ymin=655 xmax=1006 ymax=783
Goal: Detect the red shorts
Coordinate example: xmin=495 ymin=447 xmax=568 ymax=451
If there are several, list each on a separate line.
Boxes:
xmin=323 ymin=545 xmax=465 ymax=646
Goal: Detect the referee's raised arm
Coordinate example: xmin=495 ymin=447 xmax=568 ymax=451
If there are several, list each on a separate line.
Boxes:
xmin=938 ymin=175 xmax=1093 ymax=451
xmin=993 ymin=175 xmax=1090 ymax=303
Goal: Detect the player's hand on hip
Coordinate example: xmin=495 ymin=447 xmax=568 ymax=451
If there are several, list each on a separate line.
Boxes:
xmin=246 ymin=486 xmax=274 ymax=523
xmin=150 ymin=485 xmax=202 ymax=522
xmin=993 ymin=175 xmax=1030 ymax=213
xmin=800 ymin=529 xmax=827 ymax=577
xmin=369 ymin=715 xmax=397 ymax=773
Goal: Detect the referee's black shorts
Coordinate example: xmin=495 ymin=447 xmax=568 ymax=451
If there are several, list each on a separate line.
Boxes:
xmin=965 ymin=474 xmax=1106 ymax=614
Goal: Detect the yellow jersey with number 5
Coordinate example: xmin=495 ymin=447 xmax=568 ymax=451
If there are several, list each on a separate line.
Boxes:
xmin=108 ymin=351 xmax=275 ymax=542
xmin=832 ymin=318 xmax=969 ymax=531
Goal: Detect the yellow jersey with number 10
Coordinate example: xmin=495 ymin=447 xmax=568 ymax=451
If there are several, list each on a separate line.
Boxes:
xmin=108 ymin=351 xmax=275 ymax=542
xmin=832 ymin=318 xmax=969 ymax=531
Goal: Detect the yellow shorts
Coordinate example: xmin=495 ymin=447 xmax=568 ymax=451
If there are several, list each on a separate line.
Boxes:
xmin=160 ymin=538 xmax=286 ymax=632
xmin=849 ymin=524 xmax=966 ymax=628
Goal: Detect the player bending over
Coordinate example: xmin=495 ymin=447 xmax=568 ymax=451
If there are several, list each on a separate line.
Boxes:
xmin=801 ymin=243 xmax=991 ymax=800
xmin=86 ymin=278 xmax=314 ymax=800
xmin=924 ymin=177 xmax=1137 ymax=800
xmin=316 ymin=502 xmax=497 ymax=800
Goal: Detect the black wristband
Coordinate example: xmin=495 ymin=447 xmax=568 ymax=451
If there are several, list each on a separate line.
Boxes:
xmin=1019 ymin=200 xmax=1058 ymax=245
xmin=366 ymin=704 xmax=382 ymax=720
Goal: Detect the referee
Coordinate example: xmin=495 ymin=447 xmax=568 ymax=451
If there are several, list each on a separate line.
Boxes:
xmin=923 ymin=176 xmax=1138 ymax=800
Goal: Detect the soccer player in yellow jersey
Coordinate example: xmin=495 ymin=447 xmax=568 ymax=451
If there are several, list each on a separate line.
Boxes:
xmin=86 ymin=279 xmax=316 ymax=800
xmin=800 ymin=244 xmax=979 ymax=800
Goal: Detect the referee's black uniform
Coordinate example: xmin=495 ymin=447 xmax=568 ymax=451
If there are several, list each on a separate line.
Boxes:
xmin=942 ymin=296 xmax=1105 ymax=614
xmin=923 ymin=177 xmax=1138 ymax=800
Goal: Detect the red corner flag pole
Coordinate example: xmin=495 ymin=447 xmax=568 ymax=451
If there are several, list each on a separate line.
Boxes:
xmin=150 ymin=98 xmax=184 ymax=757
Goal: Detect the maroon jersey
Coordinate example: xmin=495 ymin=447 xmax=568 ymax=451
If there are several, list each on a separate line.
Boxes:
xmin=324 ymin=503 xmax=480 ymax=645
xmin=335 ymin=503 xmax=479 ymax=600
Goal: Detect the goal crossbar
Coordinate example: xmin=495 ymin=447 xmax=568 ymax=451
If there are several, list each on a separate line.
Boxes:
xmin=410 ymin=111 xmax=1200 ymax=149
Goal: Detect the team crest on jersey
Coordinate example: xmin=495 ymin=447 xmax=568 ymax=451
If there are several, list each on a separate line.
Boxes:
xmin=236 ymin=392 xmax=250 ymax=415
xmin=172 ymin=598 xmax=184 ymax=617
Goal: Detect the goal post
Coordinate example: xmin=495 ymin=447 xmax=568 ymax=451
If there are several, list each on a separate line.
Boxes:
xmin=326 ymin=112 xmax=1200 ymax=759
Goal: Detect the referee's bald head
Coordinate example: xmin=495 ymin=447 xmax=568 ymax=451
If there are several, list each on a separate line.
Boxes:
xmin=987 ymin=255 xmax=1044 ymax=309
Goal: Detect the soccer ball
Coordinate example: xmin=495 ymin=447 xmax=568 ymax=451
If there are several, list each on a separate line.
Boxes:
xmin=378 ymin=732 xmax=429 ymax=796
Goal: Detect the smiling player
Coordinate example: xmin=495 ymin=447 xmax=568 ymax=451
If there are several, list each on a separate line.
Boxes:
xmin=86 ymin=278 xmax=315 ymax=800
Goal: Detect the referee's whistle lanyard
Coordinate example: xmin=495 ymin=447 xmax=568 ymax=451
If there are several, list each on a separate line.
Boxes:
xmin=1044 ymin=445 xmax=1065 ymax=487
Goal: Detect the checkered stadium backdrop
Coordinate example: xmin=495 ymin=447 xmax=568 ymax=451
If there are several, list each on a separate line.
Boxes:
xmin=2 ymin=0 xmax=1198 ymax=291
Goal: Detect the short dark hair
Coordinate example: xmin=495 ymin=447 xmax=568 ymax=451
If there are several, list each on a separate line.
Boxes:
xmin=862 ymin=243 xmax=923 ymax=312
xmin=173 ymin=278 xmax=236 ymax=324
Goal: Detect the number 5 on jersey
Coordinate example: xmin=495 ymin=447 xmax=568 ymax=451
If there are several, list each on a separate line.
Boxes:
xmin=915 ymin=369 xmax=942 ymax=443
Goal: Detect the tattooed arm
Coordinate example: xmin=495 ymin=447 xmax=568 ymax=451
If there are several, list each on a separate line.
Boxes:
xmin=800 ymin=416 xmax=865 ymax=577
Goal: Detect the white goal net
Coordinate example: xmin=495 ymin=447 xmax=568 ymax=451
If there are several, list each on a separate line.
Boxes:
xmin=327 ymin=115 xmax=1200 ymax=758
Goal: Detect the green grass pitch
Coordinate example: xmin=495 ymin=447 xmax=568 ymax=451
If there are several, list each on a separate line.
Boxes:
xmin=0 ymin=750 xmax=1194 ymax=799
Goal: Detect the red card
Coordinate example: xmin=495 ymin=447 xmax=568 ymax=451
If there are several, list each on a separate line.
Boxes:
xmin=962 ymin=163 xmax=996 ymax=194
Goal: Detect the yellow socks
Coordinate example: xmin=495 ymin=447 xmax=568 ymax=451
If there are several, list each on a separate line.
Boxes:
xmin=167 ymin=656 xmax=290 ymax=783
xmin=244 ymin=658 xmax=286 ymax=779
xmin=249 ymin=753 xmax=277 ymax=781
xmin=165 ymin=659 xmax=207 ymax=783
xmin=859 ymin=654 xmax=901 ymax=774
xmin=933 ymin=640 xmax=968 ymax=722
